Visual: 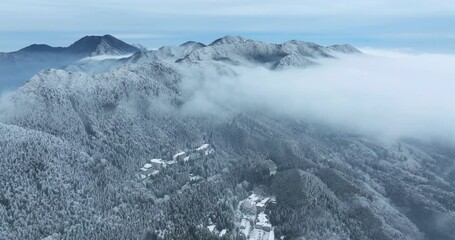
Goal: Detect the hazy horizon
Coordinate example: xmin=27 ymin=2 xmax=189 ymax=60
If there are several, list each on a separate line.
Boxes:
xmin=1 ymin=0 xmax=454 ymax=52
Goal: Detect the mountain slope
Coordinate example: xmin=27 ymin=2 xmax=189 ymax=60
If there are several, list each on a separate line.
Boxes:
xmin=177 ymin=35 xmax=361 ymax=69
xmin=65 ymin=34 xmax=140 ymax=56
xmin=0 ymin=36 xmax=454 ymax=240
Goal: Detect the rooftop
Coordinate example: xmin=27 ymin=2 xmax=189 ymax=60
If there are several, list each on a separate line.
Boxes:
xmin=150 ymin=158 xmax=164 ymax=164
xmin=196 ymin=143 xmax=210 ymax=151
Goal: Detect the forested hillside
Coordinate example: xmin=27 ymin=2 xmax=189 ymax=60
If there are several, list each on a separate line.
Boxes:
xmin=0 ymin=36 xmax=454 ymax=240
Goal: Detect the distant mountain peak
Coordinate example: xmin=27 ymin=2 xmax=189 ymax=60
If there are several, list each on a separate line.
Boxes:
xmin=11 ymin=35 xmax=140 ymax=57
xmin=180 ymin=41 xmax=206 ymax=48
xmin=209 ymin=35 xmax=247 ymax=46
xmin=326 ymin=44 xmax=361 ymax=54
xmin=66 ymin=34 xmax=140 ymax=56
xmin=18 ymin=44 xmax=64 ymax=53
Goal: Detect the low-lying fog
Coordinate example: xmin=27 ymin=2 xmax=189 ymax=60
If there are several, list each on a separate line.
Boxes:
xmin=1 ymin=48 xmax=454 ymax=145
xmin=182 ymin=49 xmax=455 ymax=144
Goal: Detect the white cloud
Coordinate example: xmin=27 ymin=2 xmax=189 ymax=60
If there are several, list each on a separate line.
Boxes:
xmin=182 ymin=49 xmax=455 ymax=144
xmin=79 ymin=54 xmax=134 ymax=61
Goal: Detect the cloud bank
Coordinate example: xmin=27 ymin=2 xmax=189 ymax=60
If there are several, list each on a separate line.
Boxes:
xmin=182 ymin=49 xmax=455 ymax=144
xmin=1 ymin=47 xmax=454 ymax=145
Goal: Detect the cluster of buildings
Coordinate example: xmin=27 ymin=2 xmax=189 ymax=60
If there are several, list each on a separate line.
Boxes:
xmin=138 ymin=158 xmax=172 ymax=180
xmin=202 ymin=159 xmax=278 ymax=239
xmin=138 ymin=143 xmax=213 ymax=180
xmin=239 ymin=194 xmax=277 ymax=240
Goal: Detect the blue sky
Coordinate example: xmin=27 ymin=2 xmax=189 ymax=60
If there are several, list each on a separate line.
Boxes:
xmin=1 ymin=0 xmax=454 ymax=52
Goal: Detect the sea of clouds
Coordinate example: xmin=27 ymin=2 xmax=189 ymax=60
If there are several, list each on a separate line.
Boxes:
xmin=181 ymin=48 xmax=455 ymax=144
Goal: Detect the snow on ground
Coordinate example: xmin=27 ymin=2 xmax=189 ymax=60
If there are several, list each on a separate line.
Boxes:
xmin=207 ymin=224 xmax=216 ymax=233
xmin=173 ymin=151 xmax=186 ymax=160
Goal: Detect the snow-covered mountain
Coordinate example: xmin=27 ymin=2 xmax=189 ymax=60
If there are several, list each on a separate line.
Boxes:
xmin=0 ymin=36 xmax=454 ymax=240
xmin=64 ymin=34 xmax=140 ymax=56
xmin=63 ymin=35 xmax=360 ymax=74
xmin=0 ymin=35 xmax=140 ymax=89
xmin=177 ymin=36 xmax=360 ymax=69
xmin=123 ymin=35 xmax=360 ymax=69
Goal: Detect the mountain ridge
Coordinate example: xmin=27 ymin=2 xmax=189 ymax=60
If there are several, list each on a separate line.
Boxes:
xmin=0 ymin=35 xmax=454 ymax=240
xmin=125 ymin=35 xmax=361 ymax=68
xmin=0 ymin=34 xmax=140 ymax=89
xmin=6 ymin=34 xmax=140 ymax=56
xmin=64 ymin=35 xmax=361 ymax=75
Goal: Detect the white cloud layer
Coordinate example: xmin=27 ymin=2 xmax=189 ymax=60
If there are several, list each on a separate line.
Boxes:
xmin=182 ymin=49 xmax=455 ymax=144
